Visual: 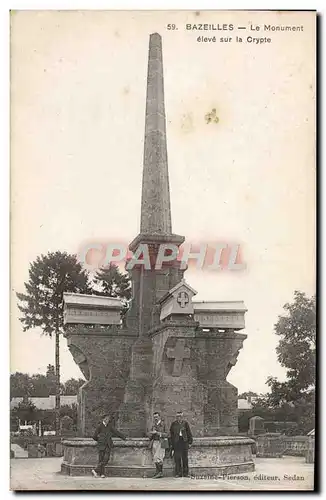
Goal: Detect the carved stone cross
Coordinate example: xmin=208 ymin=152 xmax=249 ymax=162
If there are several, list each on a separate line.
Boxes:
xmin=177 ymin=291 xmax=189 ymax=308
xmin=166 ymin=339 xmax=190 ymax=376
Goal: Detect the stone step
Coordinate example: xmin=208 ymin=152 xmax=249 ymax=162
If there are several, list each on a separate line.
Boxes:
xmin=11 ymin=443 xmax=28 ymax=459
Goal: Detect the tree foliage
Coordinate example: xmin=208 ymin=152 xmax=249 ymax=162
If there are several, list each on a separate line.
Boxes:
xmin=16 ymin=251 xmax=92 ymax=337
xmin=267 ymin=291 xmax=316 ymax=405
xmin=238 ymin=292 xmax=316 ymax=436
xmin=10 ymin=371 xmax=83 ymax=398
xmin=93 ymin=264 xmax=131 ymax=309
xmin=46 ymin=364 xmax=55 ymax=379
xmin=10 ymin=372 xmax=35 ymax=398
xmin=259 ymin=291 xmax=316 ymax=434
xmin=274 ymin=291 xmax=315 ymax=392
xmin=60 ymin=403 xmax=78 ymax=429
xmin=62 ymin=378 xmax=85 ymax=395
xmin=11 ymin=400 xmax=39 ymax=424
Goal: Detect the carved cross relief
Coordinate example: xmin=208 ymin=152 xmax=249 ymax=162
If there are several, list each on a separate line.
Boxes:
xmin=177 ymin=291 xmax=189 ymax=308
xmin=166 ymin=338 xmax=190 ymax=376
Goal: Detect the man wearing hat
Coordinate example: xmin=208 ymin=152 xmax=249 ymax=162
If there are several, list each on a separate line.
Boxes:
xmin=91 ymin=414 xmax=127 ymax=478
xmin=170 ymin=411 xmax=193 ymax=477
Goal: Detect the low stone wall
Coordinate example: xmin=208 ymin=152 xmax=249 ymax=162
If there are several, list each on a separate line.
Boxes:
xmin=252 ymin=434 xmax=312 ymax=459
xmin=27 ymin=442 xmax=64 ymax=458
xmin=283 ymin=436 xmax=308 ymax=457
xmin=256 ymin=433 xmax=284 ymax=458
xmin=11 ymin=436 xmax=65 ymax=458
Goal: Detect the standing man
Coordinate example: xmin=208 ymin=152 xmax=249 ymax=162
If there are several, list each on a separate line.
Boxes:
xmin=149 ymin=411 xmax=168 ymax=478
xmin=170 ymin=410 xmax=193 ymax=478
xmin=91 ymin=414 xmax=127 ymax=478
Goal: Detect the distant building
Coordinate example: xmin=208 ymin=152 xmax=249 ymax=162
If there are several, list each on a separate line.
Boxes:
xmin=237 ymin=398 xmax=253 ymax=411
xmin=10 ymin=395 xmax=77 ymax=410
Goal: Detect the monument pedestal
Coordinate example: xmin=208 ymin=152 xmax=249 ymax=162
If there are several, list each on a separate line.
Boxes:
xmin=61 ymin=437 xmax=255 ymax=477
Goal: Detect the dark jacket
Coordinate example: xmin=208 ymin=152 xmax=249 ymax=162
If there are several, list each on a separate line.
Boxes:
xmin=93 ymin=422 xmax=126 ymax=450
xmin=170 ymin=420 xmax=193 ymax=448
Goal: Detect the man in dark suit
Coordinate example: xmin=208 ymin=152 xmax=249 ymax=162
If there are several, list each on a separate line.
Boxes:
xmin=170 ymin=411 xmax=193 ymax=477
xmin=91 ymin=414 xmax=127 ymax=478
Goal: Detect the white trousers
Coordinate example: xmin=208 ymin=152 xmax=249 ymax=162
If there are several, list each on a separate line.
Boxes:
xmin=152 ymin=440 xmax=165 ymax=464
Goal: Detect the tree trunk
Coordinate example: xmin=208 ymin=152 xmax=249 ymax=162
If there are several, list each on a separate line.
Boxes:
xmin=55 ymin=330 xmax=61 ymax=435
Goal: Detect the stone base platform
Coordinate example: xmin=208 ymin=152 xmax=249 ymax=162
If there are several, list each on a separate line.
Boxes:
xmin=61 ymin=437 xmax=255 ymax=477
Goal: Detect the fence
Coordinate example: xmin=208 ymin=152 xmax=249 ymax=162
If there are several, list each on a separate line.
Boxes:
xmin=283 ymin=436 xmax=308 ymax=457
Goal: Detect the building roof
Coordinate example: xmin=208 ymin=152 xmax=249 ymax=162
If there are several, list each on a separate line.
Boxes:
xmin=193 ymin=301 xmax=247 ymax=312
xmin=10 ymin=395 xmax=78 ymax=410
xmin=158 ymin=279 xmax=198 ymax=304
xmin=169 ymin=279 xmax=198 ymax=297
xmin=10 ymin=398 xmax=23 ymax=410
xmin=63 ymin=293 xmax=122 ymax=309
xmin=238 ymin=398 xmax=253 ymax=410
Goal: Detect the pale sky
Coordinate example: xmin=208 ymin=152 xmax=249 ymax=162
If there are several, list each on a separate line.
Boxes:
xmin=10 ymin=10 xmax=316 ymax=394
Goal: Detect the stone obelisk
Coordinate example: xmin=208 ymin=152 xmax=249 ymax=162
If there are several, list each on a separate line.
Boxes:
xmin=120 ymin=33 xmax=185 ymax=436
xmin=140 ymin=31 xmax=172 ymax=235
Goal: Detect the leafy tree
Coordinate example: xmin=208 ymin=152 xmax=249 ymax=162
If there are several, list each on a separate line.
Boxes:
xmin=60 ymin=403 xmax=78 ymax=430
xmin=63 ymin=377 xmax=85 ymax=395
xmin=271 ymin=291 xmax=316 ymax=398
xmin=10 ymin=371 xmax=65 ymax=397
xmin=31 ymin=374 xmax=55 ymax=397
xmin=266 ymin=291 xmax=316 ymax=433
xmin=16 ymin=251 xmax=92 ymax=433
xmin=61 ymin=415 xmax=74 ymax=433
xmin=10 ymin=372 xmax=34 ymax=398
xmin=11 ymin=400 xmax=38 ymax=425
xmin=267 ymin=291 xmax=316 ymax=403
xmin=39 ymin=409 xmax=56 ymax=430
xmin=46 ymin=364 xmax=55 ymax=379
xmin=32 ymin=373 xmax=64 ymax=396
xmin=10 ymin=370 xmax=84 ymax=398
xmin=17 ymin=251 xmax=92 ymax=334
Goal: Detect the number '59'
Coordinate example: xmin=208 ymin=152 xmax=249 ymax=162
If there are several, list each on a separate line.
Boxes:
xmin=167 ymin=24 xmax=177 ymax=30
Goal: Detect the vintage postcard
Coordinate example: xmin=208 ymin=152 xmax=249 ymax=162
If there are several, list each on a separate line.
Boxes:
xmin=10 ymin=10 xmax=316 ymax=491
